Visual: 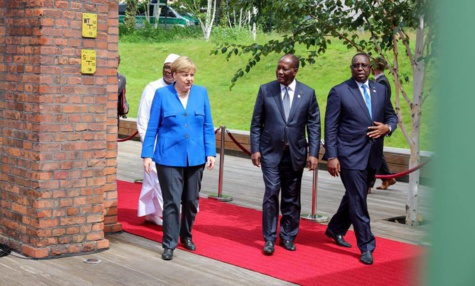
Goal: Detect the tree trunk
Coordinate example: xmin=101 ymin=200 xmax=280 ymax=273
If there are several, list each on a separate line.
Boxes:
xmin=251 ymin=7 xmax=257 ymax=41
xmin=203 ymin=0 xmax=217 ymax=41
xmin=125 ymin=0 xmax=137 ymax=30
xmin=405 ymin=16 xmax=426 ymax=226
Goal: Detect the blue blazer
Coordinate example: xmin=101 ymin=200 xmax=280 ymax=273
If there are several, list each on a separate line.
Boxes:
xmin=141 ymin=84 xmax=216 ymax=167
xmin=324 ymin=79 xmax=398 ymax=170
xmin=250 ymin=80 xmax=321 ymax=171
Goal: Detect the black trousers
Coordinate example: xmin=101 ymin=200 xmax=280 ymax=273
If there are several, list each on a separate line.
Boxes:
xmin=369 ymin=153 xmax=392 ymax=187
xmin=327 ymin=167 xmax=376 ymax=252
xmin=261 ymin=150 xmax=303 ymax=242
xmin=156 ymin=164 xmax=204 ymax=249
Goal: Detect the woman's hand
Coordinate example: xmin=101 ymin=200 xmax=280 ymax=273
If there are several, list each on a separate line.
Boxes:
xmin=143 ymin=158 xmax=153 ymax=174
xmin=206 ymin=156 xmax=215 ymax=170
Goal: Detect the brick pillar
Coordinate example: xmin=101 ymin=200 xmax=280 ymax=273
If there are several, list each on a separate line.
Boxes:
xmin=0 ymin=0 xmax=122 ymax=259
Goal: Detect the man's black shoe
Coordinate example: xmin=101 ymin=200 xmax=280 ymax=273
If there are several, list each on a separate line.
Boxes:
xmin=280 ymin=239 xmax=296 ymax=251
xmin=162 ymin=248 xmax=174 ymax=260
xmin=360 ymin=251 xmax=374 ymax=265
xmin=263 ymin=241 xmax=274 ymax=255
xmin=325 ymin=228 xmax=352 ymax=248
xmin=180 ymin=238 xmax=196 ymax=251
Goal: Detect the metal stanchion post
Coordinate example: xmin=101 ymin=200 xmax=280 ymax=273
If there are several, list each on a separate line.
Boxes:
xmin=301 ymin=168 xmax=328 ymax=222
xmin=208 ymin=126 xmax=233 ymax=202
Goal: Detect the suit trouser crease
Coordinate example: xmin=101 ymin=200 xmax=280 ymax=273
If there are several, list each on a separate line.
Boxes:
xmin=261 ymin=151 xmax=303 ymax=242
xmin=156 ymin=164 xmax=203 ymax=249
xmin=328 ymin=168 xmax=376 ymax=252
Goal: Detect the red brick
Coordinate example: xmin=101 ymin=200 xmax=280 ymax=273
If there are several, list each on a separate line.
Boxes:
xmin=1 ymin=0 xmax=118 ymax=259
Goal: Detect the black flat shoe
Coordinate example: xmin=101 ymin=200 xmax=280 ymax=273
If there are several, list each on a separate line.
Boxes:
xmin=180 ymin=238 xmax=196 ymax=251
xmin=280 ymin=239 xmax=296 ymax=251
xmin=263 ymin=241 xmax=274 ymax=255
xmin=325 ymin=228 xmax=352 ymax=248
xmin=162 ymin=248 xmax=174 ymax=260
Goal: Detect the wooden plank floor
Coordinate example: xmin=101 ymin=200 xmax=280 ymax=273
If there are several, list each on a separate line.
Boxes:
xmin=0 ymin=140 xmax=430 ymax=285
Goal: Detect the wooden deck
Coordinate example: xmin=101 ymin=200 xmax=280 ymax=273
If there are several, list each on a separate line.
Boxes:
xmin=0 ymin=140 xmax=430 ymax=285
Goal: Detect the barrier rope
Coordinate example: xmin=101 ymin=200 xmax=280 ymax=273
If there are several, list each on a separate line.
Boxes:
xmin=226 ymin=130 xmax=252 ymax=156
xmin=118 ymin=130 xmax=139 ymax=142
xmin=375 ymin=158 xmax=431 ymax=179
xmin=225 ymin=130 xmax=431 ymax=179
xmin=118 ymin=126 xmax=430 ymax=180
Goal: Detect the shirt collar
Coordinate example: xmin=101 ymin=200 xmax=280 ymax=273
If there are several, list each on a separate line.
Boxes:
xmin=354 ymin=79 xmax=369 ymax=88
xmin=280 ymin=79 xmax=297 ymax=92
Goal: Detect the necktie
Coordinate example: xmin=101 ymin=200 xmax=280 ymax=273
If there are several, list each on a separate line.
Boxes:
xmin=362 ymin=84 xmax=372 ymax=119
xmin=283 ymin=87 xmax=290 ymax=121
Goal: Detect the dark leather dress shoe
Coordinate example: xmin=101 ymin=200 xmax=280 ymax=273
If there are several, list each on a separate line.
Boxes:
xmin=180 ymin=238 xmax=196 ymax=251
xmin=263 ymin=241 xmax=274 ymax=255
xmin=325 ymin=228 xmax=352 ymax=248
xmin=360 ymin=251 xmax=374 ymax=265
xmin=280 ymin=239 xmax=296 ymax=251
xmin=162 ymin=248 xmax=174 ymax=260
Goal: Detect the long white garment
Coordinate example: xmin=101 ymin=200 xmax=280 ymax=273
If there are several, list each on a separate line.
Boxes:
xmin=136 ymin=78 xmax=168 ymax=219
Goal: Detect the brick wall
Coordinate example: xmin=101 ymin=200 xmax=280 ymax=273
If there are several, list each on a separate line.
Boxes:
xmin=0 ymin=0 xmax=121 ymax=258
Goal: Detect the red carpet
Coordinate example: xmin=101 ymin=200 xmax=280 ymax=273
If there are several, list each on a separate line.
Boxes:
xmin=117 ymin=180 xmax=425 ymax=286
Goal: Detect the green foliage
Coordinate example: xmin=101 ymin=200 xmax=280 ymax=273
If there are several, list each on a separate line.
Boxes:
xmin=118 ymin=30 xmax=435 ymax=151
xmin=212 ymin=0 xmax=436 ymax=86
xmin=124 ymin=0 xmax=138 ymax=31
xmin=119 ymin=24 xmax=203 ymax=42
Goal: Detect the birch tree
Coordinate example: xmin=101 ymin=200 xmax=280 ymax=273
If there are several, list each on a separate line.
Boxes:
xmin=202 ymin=0 xmax=218 ymax=41
xmin=213 ymin=0 xmax=437 ymax=226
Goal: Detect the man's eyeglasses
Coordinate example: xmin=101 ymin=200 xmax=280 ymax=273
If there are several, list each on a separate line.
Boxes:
xmin=351 ymin=63 xmax=369 ymax=69
xmin=163 ymin=65 xmax=171 ymax=70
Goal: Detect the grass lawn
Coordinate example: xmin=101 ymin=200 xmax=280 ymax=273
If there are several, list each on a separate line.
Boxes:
xmin=118 ymin=31 xmax=435 ymax=151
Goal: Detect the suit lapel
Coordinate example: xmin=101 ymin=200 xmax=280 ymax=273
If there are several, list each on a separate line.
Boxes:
xmin=272 ymin=82 xmax=286 ymax=122
xmin=369 ymin=82 xmax=378 ymax=119
xmin=348 ymin=79 xmax=372 ymax=121
xmin=288 ymin=81 xmax=303 ymax=122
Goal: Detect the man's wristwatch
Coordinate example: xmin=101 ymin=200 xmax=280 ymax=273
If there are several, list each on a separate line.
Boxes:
xmin=385 ymin=124 xmax=392 ymax=133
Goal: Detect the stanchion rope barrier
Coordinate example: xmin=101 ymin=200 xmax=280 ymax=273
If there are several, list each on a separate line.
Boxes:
xmin=118 ymin=130 xmax=138 ymax=142
xmin=375 ymin=159 xmax=430 ymax=179
xmin=117 ymin=126 xmax=430 ymax=179
xmin=225 ymin=129 xmax=431 ymax=179
xmin=225 ymin=130 xmax=252 ymax=156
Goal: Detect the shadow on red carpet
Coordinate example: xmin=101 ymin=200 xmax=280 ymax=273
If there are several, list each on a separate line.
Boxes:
xmin=117 ymin=180 xmax=425 ymax=286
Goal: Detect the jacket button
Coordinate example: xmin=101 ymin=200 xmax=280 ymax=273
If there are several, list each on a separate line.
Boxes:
xmin=185 ymin=134 xmax=189 ymax=138
xmin=184 ymin=113 xmax=187 ymax=116
xmin=184 ymin=124 xmax=188 ymax=127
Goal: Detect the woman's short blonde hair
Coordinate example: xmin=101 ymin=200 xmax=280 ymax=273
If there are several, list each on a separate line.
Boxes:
xmin=171 ymin=56 xmax=197 ymax=74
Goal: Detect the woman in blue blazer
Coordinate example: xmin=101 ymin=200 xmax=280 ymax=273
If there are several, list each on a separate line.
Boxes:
xmin=141 ymin=56 xmax=216 ymax=261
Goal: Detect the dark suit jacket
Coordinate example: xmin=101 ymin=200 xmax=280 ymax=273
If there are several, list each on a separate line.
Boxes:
xmin=376 ymin=74 xmax=391 ymax=97
xmin=324 ymin=79 xmax=397 ymax=170
xmin=250 ymin=80 xmax=321 ymax=171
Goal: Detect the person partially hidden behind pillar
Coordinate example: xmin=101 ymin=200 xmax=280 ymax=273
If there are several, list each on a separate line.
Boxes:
xmin=324 ymin=53 xmax=397 ymax=265
xmin=368 ymin=57 xmax=397 ymax=193
xmin=136 ymin=53 xmax=180 ymax=226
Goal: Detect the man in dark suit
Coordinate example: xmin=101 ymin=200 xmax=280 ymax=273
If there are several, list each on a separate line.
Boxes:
xmin=368 ymin=58 xmax=396 ymax=192
xmin=324 ymin=53 xmax=398 ymax=265
xmin=250 ymin=54 xmax=321 ymax=255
